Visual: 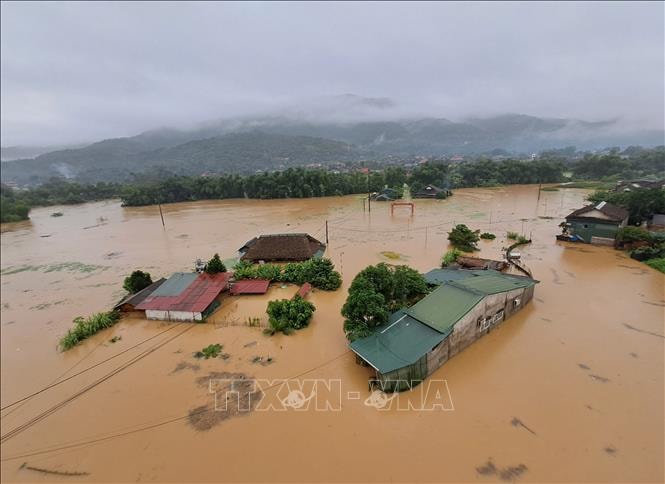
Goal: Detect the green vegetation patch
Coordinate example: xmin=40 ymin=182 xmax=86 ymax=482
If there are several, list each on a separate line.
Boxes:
xmin=123 ymin=270 xmax=153 ymax=293
xmin=342 ymin=263 xmax=428 ymax=341
xmin=644 ymin=258 xmax=665 ymax=273
xmin=448 ymin=224 xmax=480 ymax=252
xmin=234 ymin=257 xmax=341 ymax=291
xmin=380 ymin=251 xmax=403 ymax=260
xmin=59 ymin=311 xmax=121 ymax=351
xmin=194 ymin=343 xmax=225 ymax=359
xmin=441 ymin=248 xmax=462 ymax=267
xmin=480 ymin=232 xmax=496 ymax=240
xmin=265 ymin=297 xmax=316 ymax=336
xmin=2 ymin=262 xmax=108 ymax=276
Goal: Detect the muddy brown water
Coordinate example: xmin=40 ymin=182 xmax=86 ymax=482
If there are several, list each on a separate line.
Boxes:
xmin=1 ymin=185 xmax=663 ymax=482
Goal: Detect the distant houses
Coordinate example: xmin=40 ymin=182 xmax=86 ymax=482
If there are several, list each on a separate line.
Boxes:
xmin=135 ymin=272 xmax=231 ymax=321
xmin=558 ymin=201 xmax=629 ymax=246
xmin=371 ymin=187 xmax=401 ymax=201
xmin=239 ymin=233 xmax=326 ymax=262
xmin=614 ymin=179 xmax=665 ymax=192
xmin=350 ymin=269 xmax=537 ymax=392
xmin=412 ymin=184 xmax=451 ymax=199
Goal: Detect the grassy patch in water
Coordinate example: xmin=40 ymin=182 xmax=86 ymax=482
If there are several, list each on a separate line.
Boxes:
xmin=644 ymin=258 xmax=665 ymax=273
xmin=2 ymin=262 xmax=108 ymax=276
xmin=380 ymin=251 xmax=402 ymax=260
xmin=59 ymin=310 xmax=121 ymax=351
xmin=194 ymin=344 xmax=224 ymax=359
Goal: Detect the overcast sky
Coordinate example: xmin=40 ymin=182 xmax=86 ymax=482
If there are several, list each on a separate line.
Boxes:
xmin=1 ymin=1 xmax=663 ymax=146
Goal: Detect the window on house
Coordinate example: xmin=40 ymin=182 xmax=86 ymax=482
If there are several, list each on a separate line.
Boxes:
xmin=493 ymin=309 xmax=504 ymax=324
xmin=513 ymin=298 xmax=521 ymax=308
xmin=479 ymin=317 xmax=490 ymax=331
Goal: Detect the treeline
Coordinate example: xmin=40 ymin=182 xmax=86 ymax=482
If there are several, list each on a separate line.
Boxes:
xmin=1 ymin=147 xmax=663 ymax=219
xmin=0 ymin=179 xmax=122 ymax=222
xmin=0 ymin=184 xmax=30 ymax=223
xmin=121 ymin=168 xmax=382 ymax=206
xmin=570 ymin=147 xmax=664 ymax=180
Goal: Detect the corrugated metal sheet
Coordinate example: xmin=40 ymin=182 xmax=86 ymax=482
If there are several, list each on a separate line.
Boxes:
xmin=230 ymin=279 xmax=270 ymax=295
xmin=136 ymin=272 xmax=231 ymax=313
xmin=150 ymin=273 xmax=199 ymax=296
xmin=452 ymin=272 xmax=536 ymax=295
xmin=296 ymin=282 xmax=312 ymax=298
xmin=423 ymin=269 xmax=475 ymax=285
xmin=350 ymin=310 xmax=445 ymax=374
xmin=406 ymin=284 xmax=484 ymax=334
xmin=114 ymin=278 xmax=167 ymax=310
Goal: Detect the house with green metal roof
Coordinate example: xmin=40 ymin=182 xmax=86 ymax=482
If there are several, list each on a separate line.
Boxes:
xmin=350 ymin=269 xmax=537 ymax=392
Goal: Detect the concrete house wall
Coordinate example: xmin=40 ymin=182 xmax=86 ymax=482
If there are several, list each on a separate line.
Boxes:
xmin=145 ymin=309 xmax=203 ymax=321
xmin=422 ymin=285 xmax=533 ymax=378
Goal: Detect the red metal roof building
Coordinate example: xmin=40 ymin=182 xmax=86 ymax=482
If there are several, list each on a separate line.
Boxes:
xmin=136 ymin=272 xmax=231 ymax=321
xmin=294 ymin=282 xmax=312 ymax=299
xmin=229 ymin=279 xmax=270 ymax=295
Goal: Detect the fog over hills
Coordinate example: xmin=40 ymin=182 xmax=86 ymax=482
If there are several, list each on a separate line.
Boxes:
xmin=2 ymin=2 xmax=663 ymax=183
xmin=1 ymin=98 xmax=663 ymax=185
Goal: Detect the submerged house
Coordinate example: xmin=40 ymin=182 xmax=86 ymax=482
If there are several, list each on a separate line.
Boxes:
xmin=413 ymin=184 xmax=452 ymax=199
xmin=614 ymin=179 xmax=665 ymax=192
xmin=135 ymin=272 xmax=231 ymax=321
xmin=113 ymin=278 xmax=166 ymax=312
xmin=372 ymin=188 xmax=401 ymax=202
xmin=350 ymin=270 xmax=537 ymax=392
xmin=239 ymin=233 xmax=326 ymax=262
xmin=559 ymin=201 xmax=629 ymax=246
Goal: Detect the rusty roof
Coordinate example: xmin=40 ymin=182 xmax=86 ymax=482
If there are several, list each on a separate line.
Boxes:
xmin=230 ymin=279 xmax=270 ymax=295
xmin=136 ymin=272 xmax=231 ymax=313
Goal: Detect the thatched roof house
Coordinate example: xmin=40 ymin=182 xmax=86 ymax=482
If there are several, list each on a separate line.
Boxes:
xmin=239 ymin=233 xmax=326 ymax=262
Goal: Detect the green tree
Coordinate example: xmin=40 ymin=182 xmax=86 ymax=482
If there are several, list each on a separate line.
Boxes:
xmin=265 ymin=296 xmax=316 ymax=335
xmin=448 ymin=224 xmax=480 ymax=252
xmin=205 ymin=253 xmax=227 ymax=274
xmin=341 ymin=263 xmax=428 ymax=341
xmin=123 ymin=270 xmax=153 ymax=293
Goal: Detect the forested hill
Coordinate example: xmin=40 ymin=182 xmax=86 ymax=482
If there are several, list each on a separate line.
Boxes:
xmin=2 ymin=113 xmax=664 ymax=186
xmin=0 ymin=132 xmax=365 ymax=185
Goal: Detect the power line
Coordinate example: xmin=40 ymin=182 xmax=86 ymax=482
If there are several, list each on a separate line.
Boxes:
xmin=0 ymin=324 xmax=193 ymax=444
xmin=0 ymin=350 xmax=351 ymax=462
xmin=1 ymin=323 xmax=182 ymax=412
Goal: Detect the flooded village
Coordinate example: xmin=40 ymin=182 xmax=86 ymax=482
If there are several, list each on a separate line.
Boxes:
xmin=1 ymin=184 xmax=663 ymax=482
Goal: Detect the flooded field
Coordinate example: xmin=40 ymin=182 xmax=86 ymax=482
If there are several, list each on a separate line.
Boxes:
xmin=1 ymin=185 xmax=663 ymax=483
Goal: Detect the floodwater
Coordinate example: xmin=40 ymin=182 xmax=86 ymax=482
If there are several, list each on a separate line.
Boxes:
xmin=0 ymin=185 xmax=663 ymax=483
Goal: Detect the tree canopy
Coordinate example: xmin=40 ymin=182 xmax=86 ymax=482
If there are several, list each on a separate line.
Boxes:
xmin=341 ymin=263 xmax=428 ymax=341
xmin=205 ymin=253 xmax=227 ymax=274
xmin=123 ymin=270 xmax=153 ymax=294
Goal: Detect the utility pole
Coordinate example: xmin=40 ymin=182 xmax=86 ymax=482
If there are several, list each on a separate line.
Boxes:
xmin=158 ymin=203 xmax=165 ymax=228
xmin=367 ymin=170 xmax=371 ymax=213
xmin=325 ymin=220 xmax=329 ymax=244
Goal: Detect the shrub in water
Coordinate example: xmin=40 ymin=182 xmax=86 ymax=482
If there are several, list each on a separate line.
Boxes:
xmin=448 ymin=224 xmax=480 ymax=252
xmin=441 ymin=248 xmax=462 ymax=267
xmin=59 ymin=310 xmax=121 ymax=351
xmin=265 ymin=296 xmax=316 ymax=335
xmin=480 ymin=232 xmax=496 ymax=240
xmin=194 ymin=343 xmax=223 ymax=359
